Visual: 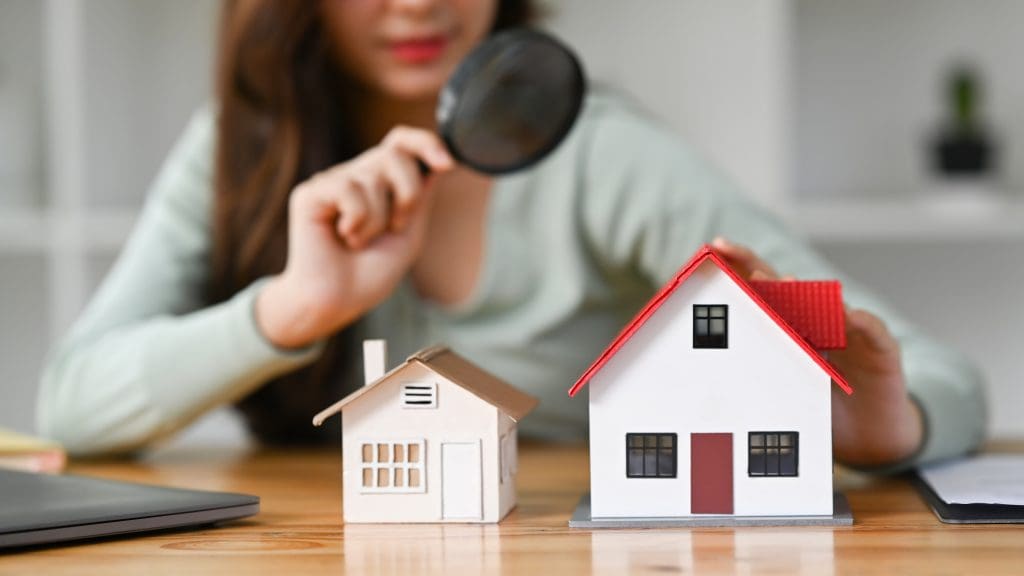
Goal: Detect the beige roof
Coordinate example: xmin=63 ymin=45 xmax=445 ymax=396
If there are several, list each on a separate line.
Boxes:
xmin=312 ymin=346 xmax=539 ymax=427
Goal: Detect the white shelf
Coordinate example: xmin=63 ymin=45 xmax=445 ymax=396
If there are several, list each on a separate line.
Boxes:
xmin=780 ymin=195 xmax=1024 ymax=242
xmin=0 ymin=207 xmax=137 ymax=253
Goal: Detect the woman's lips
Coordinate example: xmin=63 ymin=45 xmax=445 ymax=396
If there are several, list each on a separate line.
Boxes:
xmin=389 ymin=36 xmax=448 ymax=64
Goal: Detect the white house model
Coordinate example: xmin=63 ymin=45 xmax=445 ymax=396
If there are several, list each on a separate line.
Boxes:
xmin=313 ymin=342 xmax=538 ymax=524
xmin=568 ymin=245 xmax=855 ymax=528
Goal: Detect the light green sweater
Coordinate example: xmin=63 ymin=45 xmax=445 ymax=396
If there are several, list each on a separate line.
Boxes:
xmin=37 ymin=93 xmax=986 ymax=464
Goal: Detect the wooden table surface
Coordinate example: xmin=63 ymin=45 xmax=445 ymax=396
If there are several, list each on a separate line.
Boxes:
xmin=2 ymin=441 xmax=1023 ymax=575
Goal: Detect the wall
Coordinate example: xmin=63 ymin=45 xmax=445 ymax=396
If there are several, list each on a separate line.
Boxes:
xmin=795 ymin=0 xmax=1024 ymax=198
xmin=0 ymin=256 xmax=49 ymax=434
xmin=497 ymin=414 xmax=518 ymax=520
xmin=0 ymin=0 xmax=44 ymax=205
xmin=82 ymin=0 xmax=217 ymax=209
xmin=544 ymin=0 xmax=791 ymax=206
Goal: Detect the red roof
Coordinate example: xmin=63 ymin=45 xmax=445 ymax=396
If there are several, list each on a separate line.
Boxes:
xmin=567 ymin=245 xmax=853 ymax=397
xmin=749 ymin=280 xmax=846 ymax=350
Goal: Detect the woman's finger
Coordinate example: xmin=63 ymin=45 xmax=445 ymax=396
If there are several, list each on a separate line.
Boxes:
xmin=349 ymin=169 xmax=391 ymax=245
xmin=381 ymin=148 xmax=425 ymax=231
xmin=335 ymin=183 xmax=371 ymax=247
xmin=383 ymin=125 xmax=455 ymax=172
xmin=712 ymin=236 xmax=780 ymax=279
xmin=846 ymin=308 xmax=900 ymax=354
xmin=290 ymin=172 xmax=342 ymax=223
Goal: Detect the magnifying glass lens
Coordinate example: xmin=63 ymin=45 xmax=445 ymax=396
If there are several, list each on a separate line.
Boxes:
xmin=438 ymin=30 xmax=586 ymax=175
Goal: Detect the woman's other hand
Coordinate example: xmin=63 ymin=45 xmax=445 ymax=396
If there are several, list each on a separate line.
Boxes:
xmin=712 ymin=237 xmax=925 ymax=468
xmin=255 ymin=126 xmax=454 ymax=349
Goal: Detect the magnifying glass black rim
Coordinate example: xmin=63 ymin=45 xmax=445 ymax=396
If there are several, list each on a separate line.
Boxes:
xmin=437 ymin=28 xmax=587 ymax=176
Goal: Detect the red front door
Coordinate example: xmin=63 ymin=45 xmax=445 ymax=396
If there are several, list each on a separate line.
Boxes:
xmin=691 ymin=433 xmax=734 ymax=514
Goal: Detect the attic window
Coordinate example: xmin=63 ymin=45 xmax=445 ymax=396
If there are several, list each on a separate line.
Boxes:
xmin=694 ymin=305 xmax=728 ymax=348
xmin=401 ymin=382 xmax=437 ymax=409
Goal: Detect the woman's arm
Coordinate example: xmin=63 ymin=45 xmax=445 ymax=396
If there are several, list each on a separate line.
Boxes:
xmin=38 ymin=116 xmax=455 ymax=457
xmin=36 ymin=109 xmax=323 ymax=456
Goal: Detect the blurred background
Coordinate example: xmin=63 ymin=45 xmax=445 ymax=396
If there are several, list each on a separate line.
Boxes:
xmin=1 ymin=0 xmax=1022 ymax=444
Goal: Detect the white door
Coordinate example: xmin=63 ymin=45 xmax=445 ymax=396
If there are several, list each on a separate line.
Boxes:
xmin=441 ymin=441 xmax=483 ymax=520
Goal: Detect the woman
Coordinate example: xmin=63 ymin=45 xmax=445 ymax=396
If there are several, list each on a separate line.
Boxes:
xmin=38 ymin=0 xmax=984 ymax=469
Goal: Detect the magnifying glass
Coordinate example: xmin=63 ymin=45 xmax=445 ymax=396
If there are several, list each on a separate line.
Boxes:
xmin=429 ymin=28 xmax=586 ymax=175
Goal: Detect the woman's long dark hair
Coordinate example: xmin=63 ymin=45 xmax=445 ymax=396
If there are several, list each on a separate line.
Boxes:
xmin=210 ymin=1 xmax=536 ymax=443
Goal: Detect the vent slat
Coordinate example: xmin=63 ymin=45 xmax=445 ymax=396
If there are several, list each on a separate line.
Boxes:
xmin=401 ymin=382 xmax=437 ymax=408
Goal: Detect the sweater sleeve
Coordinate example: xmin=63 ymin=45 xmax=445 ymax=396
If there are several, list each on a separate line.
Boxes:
xmin=36 ymin=108 xmax=324 ymax=456
xmin=578 ymin=95 xmax=986 ymax=470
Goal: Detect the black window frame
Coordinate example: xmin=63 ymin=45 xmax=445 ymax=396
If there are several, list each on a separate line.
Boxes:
xmin=625 ymin=433 xmax=678 ymax=478
xmin=693 ymin=304 xmax=729 ymax=349
xmin=748 ymin=431 xmax=799 ymax=477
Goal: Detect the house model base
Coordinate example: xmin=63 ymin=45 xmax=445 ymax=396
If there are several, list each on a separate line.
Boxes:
xmin=568 ymin=493 xmax=853 ymax=529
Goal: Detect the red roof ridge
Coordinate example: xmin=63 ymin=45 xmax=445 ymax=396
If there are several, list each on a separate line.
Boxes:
xmin=567 ymin=244 xmax=853 ymax=398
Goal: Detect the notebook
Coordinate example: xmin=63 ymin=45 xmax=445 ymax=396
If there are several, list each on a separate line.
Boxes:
xmin=914 ymin=454 xmax=1024 ymax=524
xmin=0 ymin=427 xmax=65 ymax=473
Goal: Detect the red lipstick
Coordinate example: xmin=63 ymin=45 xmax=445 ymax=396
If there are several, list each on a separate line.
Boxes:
xmin=390 ymin=36 xmax=448 ymax=64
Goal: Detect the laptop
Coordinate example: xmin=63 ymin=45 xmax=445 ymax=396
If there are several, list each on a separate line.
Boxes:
xmin=0 ymin=468 xmax=259 ymax=550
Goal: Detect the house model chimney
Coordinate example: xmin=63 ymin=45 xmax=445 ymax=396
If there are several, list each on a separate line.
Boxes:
xmin=363 ymin=340 xmax=388 ymax=386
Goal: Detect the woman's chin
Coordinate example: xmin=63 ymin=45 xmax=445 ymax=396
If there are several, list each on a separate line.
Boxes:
xmin=376 ymin=74 xmax=449 ymax=103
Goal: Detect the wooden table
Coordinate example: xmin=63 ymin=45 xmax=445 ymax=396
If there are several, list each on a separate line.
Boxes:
xmin=2 ymin=441 xmax=1022 ymax=575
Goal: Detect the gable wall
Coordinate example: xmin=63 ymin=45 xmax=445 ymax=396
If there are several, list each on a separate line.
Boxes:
xmin=587 ymin=261 xmax=834 ymax=518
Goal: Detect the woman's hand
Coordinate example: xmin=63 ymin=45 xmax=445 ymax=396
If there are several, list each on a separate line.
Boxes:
xmin=255 ymin=126 xmax=454 ymax=349
xmin=711 ymin=237 xmax=925 ymax=468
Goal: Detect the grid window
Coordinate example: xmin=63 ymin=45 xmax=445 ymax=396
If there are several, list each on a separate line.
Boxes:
xmin=694 ymin=305 xmax=728 ymax=348
xmin=626 ymin=433 xmax=677 ymax=478
xmin=359 ymin=439 xmax=426 ymax=493
xmin=748 ymin=432 xmax=798 ymax=477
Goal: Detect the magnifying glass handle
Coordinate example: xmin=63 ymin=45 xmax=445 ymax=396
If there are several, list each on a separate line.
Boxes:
xmin=416 ymin=158 xmax=431 ymax=176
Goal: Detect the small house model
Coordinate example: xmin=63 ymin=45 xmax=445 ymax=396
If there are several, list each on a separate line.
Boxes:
xmin=313 ymin=342 xmax=538 ymax=524
xmin=568 ymin=244 xmax=854 ymax=528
